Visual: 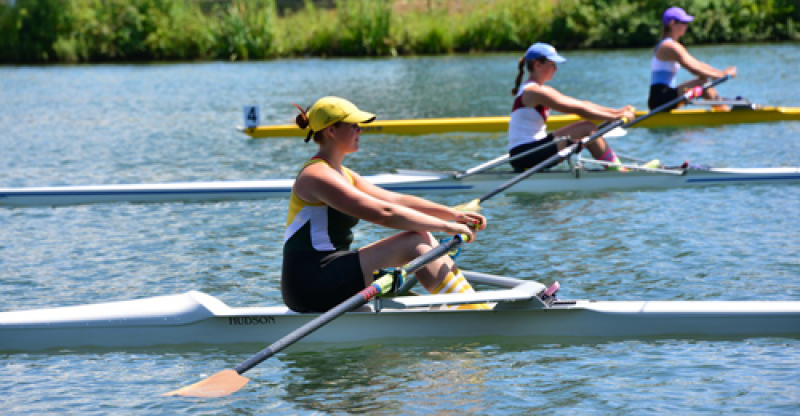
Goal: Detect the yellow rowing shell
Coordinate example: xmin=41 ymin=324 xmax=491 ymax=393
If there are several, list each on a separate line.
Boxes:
xmin=240 ymin=106 xmax=800 ymax=138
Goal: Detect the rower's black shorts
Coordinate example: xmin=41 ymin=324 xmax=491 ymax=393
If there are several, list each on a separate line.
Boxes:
xmin=282 ymin=249 xmax=365 ymax=313
xmin=648 ymin=84 xmax=680 ymax=110
xmin=509 ymin=133 xmax=558 ymax=173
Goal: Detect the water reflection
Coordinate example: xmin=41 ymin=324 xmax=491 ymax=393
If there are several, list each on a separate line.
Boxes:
xmin=275 ymin=343 xmax=493 ymax=414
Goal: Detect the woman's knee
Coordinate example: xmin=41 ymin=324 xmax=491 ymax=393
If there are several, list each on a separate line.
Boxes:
xmin=358 ymin=232 xmax=435 ymax=278
xmin=398 ymin=230 xmax=437 ymax=249
xmin=560 ymin=121 xmax=596 ymax=138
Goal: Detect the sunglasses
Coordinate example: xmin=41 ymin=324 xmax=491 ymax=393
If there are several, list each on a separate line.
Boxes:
xmin=335 ymin=122 xmax=361 ymax=130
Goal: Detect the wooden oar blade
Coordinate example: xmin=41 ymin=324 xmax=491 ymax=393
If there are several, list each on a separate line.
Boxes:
xmin=453 ymin=198 xmax=481 ymax=212
xmin=163 ymin=369 xmax=249 ymax=398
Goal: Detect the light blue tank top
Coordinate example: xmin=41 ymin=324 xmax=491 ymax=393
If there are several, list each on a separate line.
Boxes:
xmin=651 ymin=38 xmax=681 ymax=88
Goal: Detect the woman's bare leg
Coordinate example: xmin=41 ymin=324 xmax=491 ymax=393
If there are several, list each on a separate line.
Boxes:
xmin=678 ymin=78 xmax=727 ymax=110
xmin=552 ymin=121 xmax=619 ymax=165
xmin=357 ymin=231 xmax=489 ymax=309
xmin=357 ymin=231 xmax=451 ymax=290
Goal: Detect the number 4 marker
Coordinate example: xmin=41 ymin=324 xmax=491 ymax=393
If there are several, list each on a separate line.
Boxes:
xmin=243 ymin=106 xmax=260 ymax=129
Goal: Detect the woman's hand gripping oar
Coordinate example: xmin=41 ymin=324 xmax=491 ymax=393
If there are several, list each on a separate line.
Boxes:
xmin=163 ymin=234 xmax=473 ymax=398
xmin=453 ymin=75 xmax=731 ymax=213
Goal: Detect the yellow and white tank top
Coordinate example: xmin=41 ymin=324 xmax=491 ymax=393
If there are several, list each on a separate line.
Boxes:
xmin=284 ymin=158 xmax=360 ymax=252
xmin=651 ymin=38 xmax=681 ymax=88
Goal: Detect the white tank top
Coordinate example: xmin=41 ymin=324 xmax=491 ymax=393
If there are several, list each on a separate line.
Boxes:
xmin=507 ymin=81 xmax=549 ymax=151
xmin=651 ymin=38 xmax=681 ymax=88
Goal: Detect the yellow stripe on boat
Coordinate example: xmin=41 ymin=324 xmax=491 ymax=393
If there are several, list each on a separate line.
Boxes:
xmin=240 ymin=107 xmax=800 ymax=138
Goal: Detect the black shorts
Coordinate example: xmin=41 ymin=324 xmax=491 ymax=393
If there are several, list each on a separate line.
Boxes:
xmin=509 ymin=133 xmax=559 ymax=173
xmin=648 ymin=84 xmax=680 ymax=110
xmin=281 ymin=249 xmax=365 ymax=313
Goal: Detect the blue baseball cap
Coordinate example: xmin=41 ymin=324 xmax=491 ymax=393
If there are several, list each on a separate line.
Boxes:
xmin=662 ymin=7 xmax=694 ymax=24
xmin=524 ymin=43 xmax=566 ymax=63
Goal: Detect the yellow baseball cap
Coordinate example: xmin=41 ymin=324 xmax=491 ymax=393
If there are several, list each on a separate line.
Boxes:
xmin=303 ymin=97 xmax=376 ymax=141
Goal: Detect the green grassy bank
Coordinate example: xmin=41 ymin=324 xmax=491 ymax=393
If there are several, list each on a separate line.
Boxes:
xmin=1 ymin=0 xmax=798 ymax=63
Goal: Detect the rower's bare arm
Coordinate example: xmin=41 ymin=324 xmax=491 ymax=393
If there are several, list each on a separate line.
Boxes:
xmin=581 ymin=100 xmax=635 ymax=121
xmin=662 ymin=41 xmax=735 ymax=79
xmin=351 ymin=172 xmax=486 ymax=230
xmin=307 ymin=170 xmax=474 ymax=238
xmin=352 ymin=172 xmax=482 ymax=224
xmin=350 ymin=171 xmax=419 ymax=205
xmin=531 ymin=87 xmax=623 ymax=121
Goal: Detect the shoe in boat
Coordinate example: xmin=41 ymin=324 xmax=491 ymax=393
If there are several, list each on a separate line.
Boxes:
xmin=641 ymin=159 xmax=661 ymax=169
xmin=539 ymin=281 xmax=560 ymax=304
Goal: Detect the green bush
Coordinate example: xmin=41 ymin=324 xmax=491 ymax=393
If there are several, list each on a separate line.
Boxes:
xmin=1 ymin=0 xmax=797 ymax=63
xmin=0 ymin=0 xmax=64 ymax=62
xmin=335 ymin=0 xmax=394 ymax=56
xmin=212 ymin=0 xmax=278 ymax=61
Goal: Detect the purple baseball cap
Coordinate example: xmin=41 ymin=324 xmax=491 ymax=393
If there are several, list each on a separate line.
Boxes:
xmin=662 ymin=7 xmax=694 ymax=24
xmin=524 ymin=43 xmax=566 ymax=63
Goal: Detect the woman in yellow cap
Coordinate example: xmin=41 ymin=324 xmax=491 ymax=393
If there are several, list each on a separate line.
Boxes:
xmin=282 ymin=96 xmax=488 ymax=313
xmin=648 ymin=6 xmax=737 ymax=111
xmin=509 ymin=42 xmax=641 ymax=173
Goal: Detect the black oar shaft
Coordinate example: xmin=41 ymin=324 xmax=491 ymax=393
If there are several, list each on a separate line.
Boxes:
xmin=477 ymin=148 xmax=568 ymax=203
xmin=395 ymin=235 xmax=464 ymax=294
xmin=405 ymin=234 xmax=464 ymax=273
xmin=233 ymin=234 xmax=465 ymax=375
xmin=234 ymin=285 xmax=373 ymax=374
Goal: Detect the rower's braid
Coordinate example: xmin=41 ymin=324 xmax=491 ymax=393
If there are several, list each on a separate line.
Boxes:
xmin=511 ymin=57 xmax=525 ymax=95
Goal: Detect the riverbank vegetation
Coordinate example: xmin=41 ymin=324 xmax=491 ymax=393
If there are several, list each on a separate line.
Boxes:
xmin=1 ymin=0 xmax=798 ymax=63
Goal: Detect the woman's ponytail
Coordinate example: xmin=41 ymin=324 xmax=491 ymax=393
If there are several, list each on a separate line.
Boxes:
xmin=293 ymin=103 xmax=310 ymax=129
xmin=511 ymin=57 xmax=526 ymax=95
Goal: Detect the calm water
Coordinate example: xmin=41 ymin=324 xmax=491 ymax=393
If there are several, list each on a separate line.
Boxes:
xmin=2 ymin=43 xmax=800 ymax=414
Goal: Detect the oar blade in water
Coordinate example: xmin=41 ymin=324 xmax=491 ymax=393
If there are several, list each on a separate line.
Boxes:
xmin=163 ymin=369 xmax=249 ymax=398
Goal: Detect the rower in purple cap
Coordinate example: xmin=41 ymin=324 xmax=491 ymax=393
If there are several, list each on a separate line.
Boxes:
xmin=649 ymin=6 xmax=738 ymax=111
xmin=508 ymin=42 xmax=652 ymax=173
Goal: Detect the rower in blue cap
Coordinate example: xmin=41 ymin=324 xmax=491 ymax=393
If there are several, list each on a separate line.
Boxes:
xmin=508 ymin=42 xmax=655 ymax=173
